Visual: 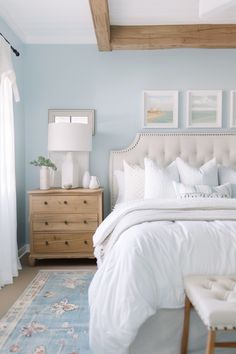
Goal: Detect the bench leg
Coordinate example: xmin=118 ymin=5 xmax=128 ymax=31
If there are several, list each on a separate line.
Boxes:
xmin=181 ymin=296 xmax=191 ymax=354
xmin=206 ymin=330 xmax=216 ymax=354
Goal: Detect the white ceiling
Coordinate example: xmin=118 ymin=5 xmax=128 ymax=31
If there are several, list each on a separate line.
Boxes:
xmin=110 ymin=0 xmax=236 ymax=25
xmin=0 ymin=0 xmax=96 ymax=43
xmin=1 ymin=0 xmax=236 ymax=44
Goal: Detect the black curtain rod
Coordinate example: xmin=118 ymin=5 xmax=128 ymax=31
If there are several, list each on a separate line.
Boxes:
xmin=0 ymin=33 xmax=20 ymax=57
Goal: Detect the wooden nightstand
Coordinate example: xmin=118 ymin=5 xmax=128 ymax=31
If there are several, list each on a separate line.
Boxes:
xmin=28 ymin=188 xmax=103 ymax=266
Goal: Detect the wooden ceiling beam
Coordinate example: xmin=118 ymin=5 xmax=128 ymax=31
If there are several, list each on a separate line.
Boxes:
xmin=89 ymin=0 xmax=111 ymax=51
xmin=110 ymin=24 xmax=236 ymax=50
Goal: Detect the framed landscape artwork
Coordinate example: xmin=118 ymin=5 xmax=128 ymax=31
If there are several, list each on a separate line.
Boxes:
xmin=186 ymin=90 xmax=222 ymax=128
xmin=142 ymin=90 xmax=178 ymax=128
xmin=230 ymin=90 xmax=236 ymax=128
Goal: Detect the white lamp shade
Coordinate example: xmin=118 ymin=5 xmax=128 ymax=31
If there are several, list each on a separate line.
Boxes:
xmin=48 ymin=123 xmax=92 ymax=151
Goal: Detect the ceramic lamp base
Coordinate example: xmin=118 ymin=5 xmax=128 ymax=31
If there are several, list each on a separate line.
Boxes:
xmin=61 ymin=152 xmax=79 ymax=188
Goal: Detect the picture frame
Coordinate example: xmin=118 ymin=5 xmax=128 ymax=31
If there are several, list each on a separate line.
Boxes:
xmin=48 ymin=109 xmax=95 ymax=135
xmin=230 ymin=90 xmax=236 ymax=128
xmin=142 ymin=90 xmax=178 ymax=128
xmin=186 ymin=90 xmax=222 ymax=128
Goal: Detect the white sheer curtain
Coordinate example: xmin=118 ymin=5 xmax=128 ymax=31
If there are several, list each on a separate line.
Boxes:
xmin=0 ymin=37 xmax=21 ymax=287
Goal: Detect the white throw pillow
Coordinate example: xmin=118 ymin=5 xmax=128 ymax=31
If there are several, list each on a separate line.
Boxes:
xmin=219 ymin=165 xmax=236 ymax=197
xmin=173 ymin=181 xmax=231 ymax=199
xmin=123 ymin=160 xmax=145 ymax=201
xmin=144 ymin=157 xmax=179 ymax=199
xmin=176 ymin=157 xmax=218 ymax=186
xmin=114 ymin=170 xmax=125 ymax=204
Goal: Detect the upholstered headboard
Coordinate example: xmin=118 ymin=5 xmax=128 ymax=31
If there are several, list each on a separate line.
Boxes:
xmin=109 ymin=133 xmax=236 ymax=208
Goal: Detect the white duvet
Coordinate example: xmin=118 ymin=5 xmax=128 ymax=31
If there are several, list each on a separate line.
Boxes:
xmin=89 ymin=199 xmax=236 ymax=354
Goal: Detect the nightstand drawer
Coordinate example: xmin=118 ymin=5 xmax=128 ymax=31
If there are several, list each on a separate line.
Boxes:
xmin=32 ymin=214 xmax=98 ymax=232
xmin=33 ymin=233 xmax=94 ymax=254
xmin=31 ymin=195 xmax=98 ymax=213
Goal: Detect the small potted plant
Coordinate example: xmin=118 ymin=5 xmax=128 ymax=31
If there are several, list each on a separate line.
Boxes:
xmin=30 ymin=156 xmax=57 ymax=190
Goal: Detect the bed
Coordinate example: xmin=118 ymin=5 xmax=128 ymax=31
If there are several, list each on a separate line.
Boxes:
xmin=89 ymin=133 xmax=236 ymax=354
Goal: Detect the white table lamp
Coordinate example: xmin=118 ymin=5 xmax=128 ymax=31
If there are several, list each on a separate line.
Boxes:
xmin=48 ymin=123 xmax=92 ymax=188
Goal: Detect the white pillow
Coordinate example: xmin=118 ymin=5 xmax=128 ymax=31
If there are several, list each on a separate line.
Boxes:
xmin=114 ymin=170 xmax=125 ymax=204
xmin=176 ymin=157 xmax=218 ymax=186
xmin=144 ymin=157 xmax=179 ymax=199
xmin=219 ymin=165 xmax=236 ymax=197
xmin=123 ymin=160 xmax=145 ymax=201
xmin=173 ymin=181 xmax=231 ymax=199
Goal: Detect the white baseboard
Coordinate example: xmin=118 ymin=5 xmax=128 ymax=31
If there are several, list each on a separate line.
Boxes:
xmin=18 ymin=244 xmax=30 ymax=258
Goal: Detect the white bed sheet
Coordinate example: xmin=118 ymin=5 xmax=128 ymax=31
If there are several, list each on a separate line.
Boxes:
xmin=89 ymin=199 xmax=236 ymax=354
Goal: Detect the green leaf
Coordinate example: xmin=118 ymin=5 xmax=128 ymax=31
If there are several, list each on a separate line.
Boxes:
xmin=29 ymin=156 xmax=57 ymax=171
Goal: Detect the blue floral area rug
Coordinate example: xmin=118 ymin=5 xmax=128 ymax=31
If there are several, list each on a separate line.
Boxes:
xmin=0 ymin=270 xmax=95 ymax=354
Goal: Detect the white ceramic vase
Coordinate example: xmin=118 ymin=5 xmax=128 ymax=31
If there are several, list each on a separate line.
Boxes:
xmin=40 ymin=166 xmax=50 ymax=190
xmin=89 ymin=176 xmax=100 ymax=189
xmin=82 ymin=170 xmax=91 ymax=188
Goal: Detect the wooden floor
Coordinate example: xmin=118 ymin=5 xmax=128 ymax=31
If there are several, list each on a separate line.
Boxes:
xmin=0 ymin=254 xmax=96 ymax=319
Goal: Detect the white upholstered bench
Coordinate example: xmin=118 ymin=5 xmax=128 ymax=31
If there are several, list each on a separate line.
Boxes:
xmin=181 ymin=275 xmax=236 ymax=354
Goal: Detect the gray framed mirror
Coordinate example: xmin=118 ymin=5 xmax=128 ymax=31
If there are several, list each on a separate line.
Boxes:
xmin=48 ymin=109 xmax=95 ymax=135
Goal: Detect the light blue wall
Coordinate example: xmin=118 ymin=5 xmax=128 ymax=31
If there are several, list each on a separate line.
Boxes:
xmin=0 ymin=18 xmax=25 ymax=248
xmin=24 ymin=44 xmax=236 ymax=230
xmin=2 ymin=21 xmax=236 ymax=248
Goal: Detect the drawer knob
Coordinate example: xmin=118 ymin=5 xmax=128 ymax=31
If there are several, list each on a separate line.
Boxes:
xmin=45 ymin=241 xmax=49 ymax=246
xmin=64 ymin=220 xmax=68 ymax=225
xmin=83 ymin=200 xmax=87 ymax=204
xmin=84 ymin=240 xmax=88 ymax=245
xmin=65 ymin=241 xmax=69 ymax=245
xmin=44 ymin=201 xmax=48 ymax=205
xmin=83 ymin=220 xmax=87 ymax=224
xmin=64 ymin=200 xmax=68 ymax=205
xmin=45 ymin=221 xmax=48 ymax=226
